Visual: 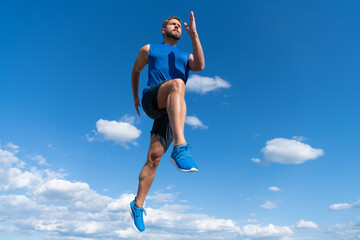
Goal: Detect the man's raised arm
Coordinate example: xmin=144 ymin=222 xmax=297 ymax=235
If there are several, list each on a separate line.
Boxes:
xmin=185 ymin=11 xmax=205 ymax=72
xmin=131 ymin=44 xmax=150 ymax=116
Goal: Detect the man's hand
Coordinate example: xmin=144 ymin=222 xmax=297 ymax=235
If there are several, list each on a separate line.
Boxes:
xmin=134 ymin=97 xmax=141 ymax=116
xmin=184 ymin=11 xmax=197 ymax=36
xmin=186 ymin=11 xmax=205 ymax=72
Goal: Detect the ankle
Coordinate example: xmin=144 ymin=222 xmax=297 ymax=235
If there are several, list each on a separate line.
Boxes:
xmin=174 ymin=143 xmax=186 ymax=150
xmin=174 ymin=138 xmax=186 ymax=146
xmin=135 ymin=198 xmax=143 ymax=208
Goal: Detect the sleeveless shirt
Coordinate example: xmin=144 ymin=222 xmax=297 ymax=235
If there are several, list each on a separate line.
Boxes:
xmin=142 ymin=43 xmax=190 ymax=97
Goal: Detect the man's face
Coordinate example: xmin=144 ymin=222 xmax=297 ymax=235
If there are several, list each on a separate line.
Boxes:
xmin=163 ymin=19 xmax=182 ymax=40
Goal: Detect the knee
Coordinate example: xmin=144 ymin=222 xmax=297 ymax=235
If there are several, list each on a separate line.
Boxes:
xmin=170 ymin=79 xmax=185 ymax=95
xmin=146 ymin=150 xmax=163 ymax=168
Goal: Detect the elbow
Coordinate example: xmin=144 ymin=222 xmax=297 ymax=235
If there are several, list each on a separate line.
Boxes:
xmin=193 ymin=62 xmax=205 ymax=72
xmin=200 ymin=62 xmax=205 ymax=71
xmin=199 ymin=58 xmax=205 ymax=71
xmin=197 ymin=63 xmax=205 ymax=72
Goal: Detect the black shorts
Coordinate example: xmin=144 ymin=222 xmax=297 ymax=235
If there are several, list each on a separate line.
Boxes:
xmin=141 ymin=83 xmax=173 ymax=152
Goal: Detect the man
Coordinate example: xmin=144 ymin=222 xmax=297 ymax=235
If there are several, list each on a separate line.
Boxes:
xmin=129 ymin=11 xmax=205 ymax=232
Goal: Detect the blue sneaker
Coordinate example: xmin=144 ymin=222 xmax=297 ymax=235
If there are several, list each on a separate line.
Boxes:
xmin=170 ymin=144 xmax=198 ymax=172
xmin=129 ymin=199 xmax=146 ymax=232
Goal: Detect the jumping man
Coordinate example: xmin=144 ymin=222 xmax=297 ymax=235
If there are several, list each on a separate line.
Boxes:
xmin=129 ymin=11 xmax=205 ymax=232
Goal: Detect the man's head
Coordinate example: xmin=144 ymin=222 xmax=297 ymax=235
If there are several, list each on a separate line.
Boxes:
xmin=162 ymin=16 xmax=182 ymax=40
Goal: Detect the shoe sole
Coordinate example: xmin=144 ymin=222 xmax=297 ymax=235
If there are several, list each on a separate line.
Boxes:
xmin=128 ymin=203 xmax=143 ymax=233
xmin=170 ymin=158 xmax=198 ymax=172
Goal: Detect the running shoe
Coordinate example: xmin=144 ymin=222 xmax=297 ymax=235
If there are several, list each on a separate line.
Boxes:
xmin=170 ymin=144 xmax=198 ymax=172
xmin=129 ymin=198 xmax=146 ymax=232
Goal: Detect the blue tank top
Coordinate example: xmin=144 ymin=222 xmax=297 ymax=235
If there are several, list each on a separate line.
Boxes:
xmin=142 ymin=43 xmax=190 ymax=97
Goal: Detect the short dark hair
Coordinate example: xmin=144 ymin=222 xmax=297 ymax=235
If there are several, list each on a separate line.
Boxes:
xmin=162 ymin=16 xmax=182 ymax=29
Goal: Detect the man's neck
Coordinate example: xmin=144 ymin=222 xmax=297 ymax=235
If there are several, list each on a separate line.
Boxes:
xmin=163 ymin=38 xmax=178 ymax=46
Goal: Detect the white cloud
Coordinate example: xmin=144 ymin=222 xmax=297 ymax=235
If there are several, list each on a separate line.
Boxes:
xmin=185 ymin=116 xmax=208 ymax=129
xmin=241 ymin=219 xmax=258 ymax=224
xmin=85 ymin=133 xmax=95 ymax=142
xmin=147 ymin=206 xmax=239 ymax=234
xmin=0 ymin=143 xmax=248 ymax=239
xmin=292 ymin=136 xmax=308 ymax=142
xmin=0 ymin=149 xmax=20 ymax=167
xmin=329 ymin=203 xmax=353 ymax=211
xmin=261 ymin=137 xmax=324 ymax=164
xmin=269 ymin=186 xmax=281 ymax=192
xmin=34 ymin=178 xmax=90 ymax=201
xmin=239 ymin=224 xmax=293 ymax=239
xmin=186 ymin=74 xmax=231 ymax=94
xmin=4 ymin=142 xmax=335 ymax=240
xmin=120 ymin=114 xmax=136 ymax=125
xmin=3 ymin=168 xmax=43 ymax=191
xmin=106 ymin=193 xmax=135 ymax=212
xmin=296 ymin=220 xmax=319 ymax=229
xmin=5 ymin=142 xmax=20 ymax=153
xmin=147 ymin=192 xmax=177 ymax=203
xmin=251 ymin=157 xmax=261 ymax=163
xmin=261 ymin=201 xmax=279 ymax=209
xmin=94 ymin=118 xmax=141 ymax=148
xmin=328 ymin=221 xmax=360 ymax=239
xmin=0 ymin=194 xmax=49 ymax=224
xmin=28 ymin=154 xmax=48 ymax=166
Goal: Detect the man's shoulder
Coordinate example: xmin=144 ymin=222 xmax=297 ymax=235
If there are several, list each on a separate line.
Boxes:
xmin=139 ymin=44 xmax=150 ymax=53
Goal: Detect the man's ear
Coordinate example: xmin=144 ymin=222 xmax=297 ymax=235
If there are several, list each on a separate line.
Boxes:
xmin=161 ymin=27 xmax=165 ymax=35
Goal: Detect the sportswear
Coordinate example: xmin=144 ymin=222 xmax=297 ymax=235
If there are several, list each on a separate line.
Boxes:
xmin=129 ymin=199 xmax=147 ymax=232
xmin=141 ymin=82 xmax=173 ymax=152
xmin=141 ymin=43 xmax=190 ymax=152
xmin=142 ymin=43 xmax=190 ymax=97
xmin=170 ymin=144 xmax=198 ymax=172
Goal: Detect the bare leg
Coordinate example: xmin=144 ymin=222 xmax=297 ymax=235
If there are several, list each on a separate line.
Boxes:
xmin=157 ymin=79 xmax=187 ymax=145
xmin=135 ymin=133 xmax=164 ymax=208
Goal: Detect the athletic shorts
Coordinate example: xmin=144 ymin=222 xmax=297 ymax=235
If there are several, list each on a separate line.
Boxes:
xmin=141 ymin=83 xmax=173 ymax=152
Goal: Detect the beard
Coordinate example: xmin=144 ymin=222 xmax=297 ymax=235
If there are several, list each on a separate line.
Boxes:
xmin=165 ymin=30 xmax=181 ymax=40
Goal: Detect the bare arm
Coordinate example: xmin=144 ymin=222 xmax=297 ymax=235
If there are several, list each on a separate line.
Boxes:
xmin=131 ymin=44 xmax=150 ymax=116
xmin=184 ymin=11 xmax=205 ymax=72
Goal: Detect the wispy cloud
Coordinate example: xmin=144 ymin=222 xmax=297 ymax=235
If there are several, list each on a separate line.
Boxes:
xmin=28 ymin=154 xmax=48 ymax=166
xmin=186 ymin=75 xmax=231 ymax=94
xmin=185 ymin=115 xmax=208 ymax=129
xmin=120 ymin=114 xmax=137 ymax=125
xmin=85 ymin=133 xmax=95 ymax=142
xmin=5 ymin=142 xmax=19 ymax=153
xmin=329 ymin=199 xmax=360 ymax=211
xmin=328 ymin=221 xmax=360 ymax=239
xmin=87 ymin=116 xmax=142 ymax=148
xmin=260 ymin=137 xmax=324 ymax=164
xmin=147 ymin=192 xmax=177 ymax=203
xmin=269 ymin=186 xmax=281 ymax=192
xmin=261 ymin=201 xmax=279 ymax=209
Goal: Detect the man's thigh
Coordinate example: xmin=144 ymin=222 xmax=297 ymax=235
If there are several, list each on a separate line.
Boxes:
xmin=142 ymin=85 xmax=167 ymax=120
xmin=148 ymin=133 xmax=165 ymax=158
xmin=157 ymin=79 xmax=185 ymax=110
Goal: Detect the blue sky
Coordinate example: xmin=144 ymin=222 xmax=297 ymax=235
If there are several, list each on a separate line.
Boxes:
xmin=1 ymin=0 xmax=360 ymax=239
